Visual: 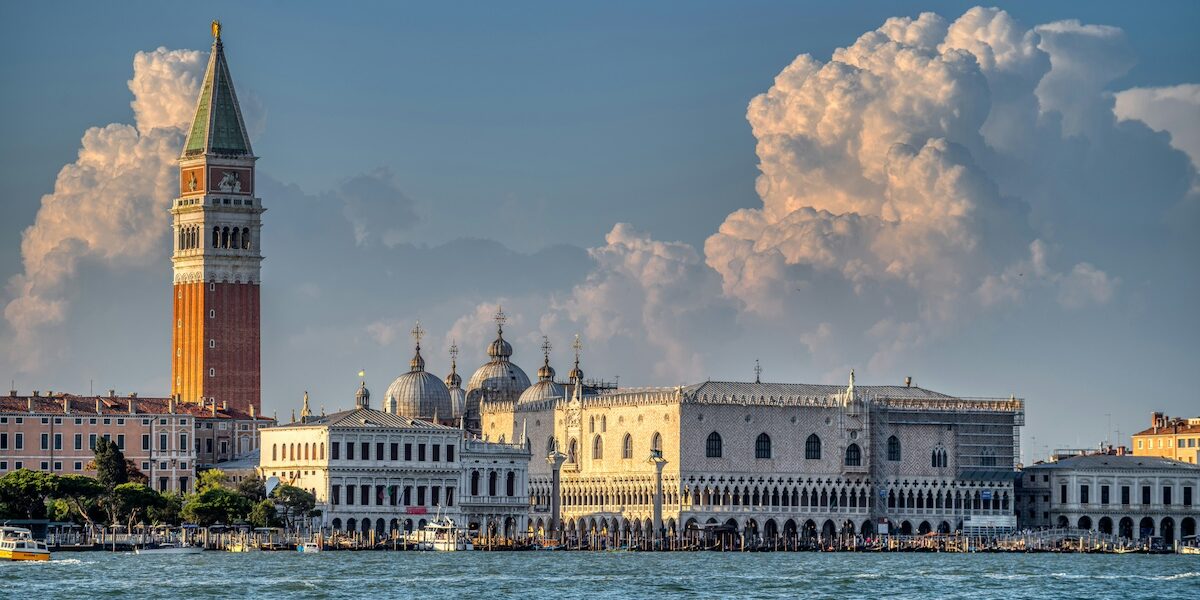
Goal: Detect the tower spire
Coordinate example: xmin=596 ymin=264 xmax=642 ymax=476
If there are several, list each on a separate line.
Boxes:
xmin=184 ymin=21 xmax=253 ymax=158
xmin=568 ymin=334 xmax=584 ymax=384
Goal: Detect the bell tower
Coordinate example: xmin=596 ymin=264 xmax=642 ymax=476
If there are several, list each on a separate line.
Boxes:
xmin=170 ymin=21 xmax=263 ymax=414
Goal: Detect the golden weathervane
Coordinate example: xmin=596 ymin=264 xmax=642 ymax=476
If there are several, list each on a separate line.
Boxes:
xmin=211 ymin=20 xmax=222 ymax=40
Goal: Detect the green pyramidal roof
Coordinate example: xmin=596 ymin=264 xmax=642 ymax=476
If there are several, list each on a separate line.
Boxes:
xmin=183 ymin=37 xmax=253 ymax=158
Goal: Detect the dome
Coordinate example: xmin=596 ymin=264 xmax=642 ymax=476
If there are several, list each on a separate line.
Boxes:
xmin=384 ymin=342 xmax=452 ymax=421
xmin=448 ymin=385 xmax=466 ymax=419
xmin=466 ymin=360 xmax=531 ymax=404
xmin=518 ymin=379 xmax=565 ymax=407
xmin=355 ymin=381 xmax=370 ymax=409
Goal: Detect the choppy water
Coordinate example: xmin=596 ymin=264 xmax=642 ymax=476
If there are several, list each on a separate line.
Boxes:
xmin=4 ymin=552 xmax=1197 ymax=598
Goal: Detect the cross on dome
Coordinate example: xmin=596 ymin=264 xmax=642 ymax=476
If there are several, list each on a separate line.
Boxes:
xmin=494 ymin=306 xmax=507 ymax=332
xmin=449 ymin=341 xmax=459 ymax=362
xmin=541 ymin=336 xmax=552 ymax=359
xmin=411 ymin=321 xmax=425 ymax=347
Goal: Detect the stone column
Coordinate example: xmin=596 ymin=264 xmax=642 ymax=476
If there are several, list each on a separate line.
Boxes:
xmin=547 ymin=450 xmax=567 ymax=542
xmin=649 ymin=449 xmax=668 ymax=545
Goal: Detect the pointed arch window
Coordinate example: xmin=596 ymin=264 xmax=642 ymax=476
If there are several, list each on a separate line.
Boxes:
xmin=755 ymin=433 xmax=772 ymax=459
xmin=592 ymin=435 xmax=603 ymax=460
xmin=887 ymin=435 xmax=901 ymax=462
xmin=230 ymin=227 xmax=239 ymax=250
xmin=805 ymin=434 xmax=821 ymax=460
xmin=241 ymin=227 xmax=250 ymax=250
xmin=651 ymin=432 xmax=662 ymax=453
xmin=568 ymin=439 xmax=578 ymax=464
xmin=845 ymin=443 xmax=862 ymax=467
xmin=705 ymin=432 xmax=723 ymax=458
xmin=622 ymin=433 xmax=633 ymax=459
xmin=212 ymin=226 xmax=220 ymax=248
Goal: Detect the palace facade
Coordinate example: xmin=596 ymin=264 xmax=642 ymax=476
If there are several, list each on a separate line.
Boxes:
xmin=259 ymin=383 xmax=530 ymax=537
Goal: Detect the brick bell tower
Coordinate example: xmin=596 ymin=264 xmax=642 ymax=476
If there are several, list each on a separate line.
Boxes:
xmin=171 ymin=21 xmax=263 ymax=415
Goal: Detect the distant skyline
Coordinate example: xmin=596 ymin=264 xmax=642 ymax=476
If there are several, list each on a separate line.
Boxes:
xmin=1 ymin=2 xmax=1198 ymax=460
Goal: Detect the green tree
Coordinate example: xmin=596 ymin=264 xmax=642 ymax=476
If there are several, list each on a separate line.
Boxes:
xmin=53 ymin=474 xmax=106 ymax=529
xmin=149 ymin=492 xmax=184 ymax=526
xmin=112 ymin=483 xmax=165 ymax=532
xmin=235 ymin=477 xmax=266 ymax=502
xmin=248 ymin=499 xmax=278 ymax=528
xmin=272 ymin=485 xmax=316 ymax=531
xmin=181 ymin=487 xmax=251 ymax=526
xmin=0 ymin=469 xmax=59 ymax=519
xmin=93 ymin=437 xmax=128 ymax=490
xmin=47 ymin=498 xmax=72 ymax=522
xmin=197 ymin=468 xmax=229 ymax=493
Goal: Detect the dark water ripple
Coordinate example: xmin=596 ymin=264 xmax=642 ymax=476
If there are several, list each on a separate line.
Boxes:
xmin=2 ymin=552 xmax=1197 ymax=599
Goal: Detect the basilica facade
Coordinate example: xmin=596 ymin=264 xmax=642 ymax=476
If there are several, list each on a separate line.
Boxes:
xmin=456 ymin=311 xmax=1025 ymax=542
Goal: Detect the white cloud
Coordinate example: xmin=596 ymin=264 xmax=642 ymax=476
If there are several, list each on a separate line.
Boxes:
xmin=1114 ymin=84 xmax=1200 ymax=170
xmin=3 ymin=48 xmax=205 ymax=369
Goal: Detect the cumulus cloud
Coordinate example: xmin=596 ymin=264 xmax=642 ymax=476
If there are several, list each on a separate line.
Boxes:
xmin=3 ymin=48 xmax=206 ymax=369
xmin=334 ymin=168 xmax=419 ymax=247
xmin=1114 ymin=84 xmax=1200 ymax=170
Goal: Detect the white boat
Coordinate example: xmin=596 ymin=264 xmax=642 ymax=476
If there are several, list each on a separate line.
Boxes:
xmin=297 ymin=542 xmax=322 ymax=553
xmin=406 ymin=516 xmax=473 ymax=551
xmin=0 ymin=526 xmax=50 ymax=562
xmin=134 ymin=542 xmax=204 ymax=555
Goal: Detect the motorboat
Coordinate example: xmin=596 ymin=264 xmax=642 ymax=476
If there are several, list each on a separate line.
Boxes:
xmin=134 ymin=542 xmax=204 ymax=555
xmin=0 ymin=526 xmax=51 ymax=561
xmin=406 ymin=516 xmax=473 ymax=551
xmin=297 ymin=542 xmax=322 ymax=553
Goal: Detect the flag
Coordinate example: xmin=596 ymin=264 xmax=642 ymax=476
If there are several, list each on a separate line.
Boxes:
xmin=358 ymin=370 xmax=365 ymax=378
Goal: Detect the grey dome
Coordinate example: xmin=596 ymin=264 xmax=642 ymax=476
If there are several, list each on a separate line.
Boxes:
xmin=518 ymin=379 xmax=565 ymax=407
xmin=448 ymin=385 xmax=466 ymax=419
xmin=385 ymin=344 xmax=452 ymax=421
xmin=466 ymin=361 xmax=531 ymax=404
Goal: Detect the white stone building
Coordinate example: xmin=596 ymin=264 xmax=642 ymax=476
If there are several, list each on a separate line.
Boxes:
xmin=258 ymin=382 xmax=530 ymax=537
xmin=1016 ymin=453 xmax=1199 ymax=544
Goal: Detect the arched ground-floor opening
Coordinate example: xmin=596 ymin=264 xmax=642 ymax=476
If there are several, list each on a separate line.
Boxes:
xmin=1119 ymin=517 xmax=1134 ymax=539
xmin=918 ymin=521 xmax=932 ymax=535
xmin=802 ymin=520 xmax=817 ymax=539
xmin=861 ymin=520 xmax=875 ymax=536
xmin=1098 ymin=517 xmax=1112 ymax=535
xmin=821 ymin=519 xmax=837 ymax=540
xmin=938 ymin=521 xmax=951 ymax=534
xmin=1056 ymin=515 xmax=1069 ymax=528
xmin=1161 ymin=517 xmax=1175 ymax=546
xmin=899 ymin=520 xmax=913 ymax=536
xmin=763 ymin=519 xmax=778 ymax=540
xmin=783 ymin=519 xmax=798 ymax=539
xmin=1077 ymin=516 xmax=1092 ymax=531
xmin=1182 ymin=517 xmax=1196 ymax=541
xmin=1139 ymin=517 xmax=1156 ymax=539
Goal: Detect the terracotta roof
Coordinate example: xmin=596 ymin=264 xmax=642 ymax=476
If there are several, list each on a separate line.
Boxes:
xmin=270 ymin=408 xmax=455 ymax=431
xmin=1132 ymin=421 xmax=1200 ymax=437
xmin=0 ymin=394 xmax=271 ymax=421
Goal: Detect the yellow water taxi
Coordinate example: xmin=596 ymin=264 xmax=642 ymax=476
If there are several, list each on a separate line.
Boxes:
xmin=0 ymin=526 xmax=51 ymax=561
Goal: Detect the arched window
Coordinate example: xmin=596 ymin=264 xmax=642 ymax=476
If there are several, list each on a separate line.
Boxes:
xmin=845 ymin=443 xmax=862 ymax=466
xmin=320 ymin=442 xmax=325 ymax=460
xmin=470 ymin=470 xmax=480 ymax=495
xmin=601 ymin=416 xmax=607 ymax=432
xmin=241 ymin=227 xmax=250 ymax=249
xmin=506 ymin=472 xmax=515 ymax=496
xmin=488 ymin=471 xmax=498 ymax=496
xmin=272 ymin=444 xmax=277 ymax=461
xmin=589 ymin=416 xmax=595 ymax=433
xmin=592 ymin=435 xmax=603 ymax=460
xmin=568 ymin=439 xmax=578 ymax=463
xmin=230 ymin=227 xmax=239 ymax=250
xmin=304 ymin=444 xmax=309 ymax=460
xmin=622 ymin=433 xmax=633 ymax=459
xmin=706 ymin=432 xmax=723 ymax=458
xmin=981 ymin=448 xmax=996 ymax=467
xmin=805 ymin=434 xmax=821 ymax=460
xmin=547 ymin=437 xmax=556 ymax=454
xmin=212 ymin=226 xmax=219 ymax=248
xmin=887 ymin=436 xmax=901 ymax=462
xmin=755 ymin=433 xmax=772 ymax=459
xmin=651 ymin=432 xmax=662 ymax=453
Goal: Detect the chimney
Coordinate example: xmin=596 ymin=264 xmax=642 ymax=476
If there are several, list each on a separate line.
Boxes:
xmin=128 ymin=392 xmax=137 ymax=399
xmin=96 ymin=398 xmax=102 ymax=415
xmin=8 ymin=390 xmax=15 ymax=397
xmin=211 ymin=400 xmax=217 ymax=417
xmin=129 ymin=397 xmax=136 ymax=415
xmin=108 ymin=389 xmax=115 ymax=398
xmin=27 ymin=397 xmax=33 ymax=413
xmin=222 ymin=399 xmax=228 ymax=411
xmin=63 ymin=397 xmax=70 ymax=414
xmin=904 ymin=376 xmax=912 ymax=388
xmin=32 ymin=390 xmax=39 ymax=397
xmin=250 ymin=404 xmax=255 ymax=419
xmin=168 ymin=395 xmax=176 ymax=414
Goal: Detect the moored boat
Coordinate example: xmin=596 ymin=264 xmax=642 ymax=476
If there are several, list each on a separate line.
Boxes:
xmin=0 ymin=526 xmax=51 ymax=562
xmin=406 ymin=516 xmax=473 ymax=551
xmin=297 ymin=542 xmax=322 ymax=553
xmin=134 ymin=542 xmax=204 ymax=555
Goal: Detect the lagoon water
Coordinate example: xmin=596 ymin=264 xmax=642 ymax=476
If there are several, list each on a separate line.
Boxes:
xmin=4 ymin=551 xmax=1197 ymax=598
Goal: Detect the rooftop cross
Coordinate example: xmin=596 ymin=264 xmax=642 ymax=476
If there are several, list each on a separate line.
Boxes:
xmin=449 ymin=341 xmax=459 ymax=362
xmin=541 ymin=336 xmax=552 ymax=360
xmin=754 ymin=359 xmax=762 ymax=384
xmin=410 ymin=321 xmax=425 ymax=347
xmin=494 ymin=306 xmax=507 ymax=331
xmin=572 ymin=333 xmax=582 ymax=358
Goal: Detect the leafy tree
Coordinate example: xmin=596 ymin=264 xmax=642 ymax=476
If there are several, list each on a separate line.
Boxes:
xmin=272 ymin=485 xmax=316 ymax=531
xmin=248 ymin=499 xmax=278 ymax=528
xmin=83 ymin=458 xmax=147 ymax=485
xmin=0 ymin=469 xmax=58 ymax=519
xmin=47 ymin=498 xmax=72 ymax=522
xmin=181 ymin=488 xmax=251 ymax=526
xmin=197 ymin=468 xmax=229 ymax=493
xmin=53 ymin=474 xmax=106 ymax=529
xmin=112 ymin=483 xmax=165 ymax=532
xmin=93 ymin=437 xmax=128 ymax=490
xmin=236 ymin=477 xmax=266 ymax=502
xmin=149 ymin=492 xmax=184 ymax=526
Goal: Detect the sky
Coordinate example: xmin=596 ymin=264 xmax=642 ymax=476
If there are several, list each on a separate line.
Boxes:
xmin=1 ymin=1 xmax=1197 ymax=461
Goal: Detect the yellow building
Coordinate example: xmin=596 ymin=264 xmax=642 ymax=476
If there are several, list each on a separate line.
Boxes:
xmin=1132 ymin=413 xmax=1200 ymax=464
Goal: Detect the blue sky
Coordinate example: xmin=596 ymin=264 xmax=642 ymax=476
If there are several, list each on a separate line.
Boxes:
xmin=1 ymin=1 xmax=1198 ymax=458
